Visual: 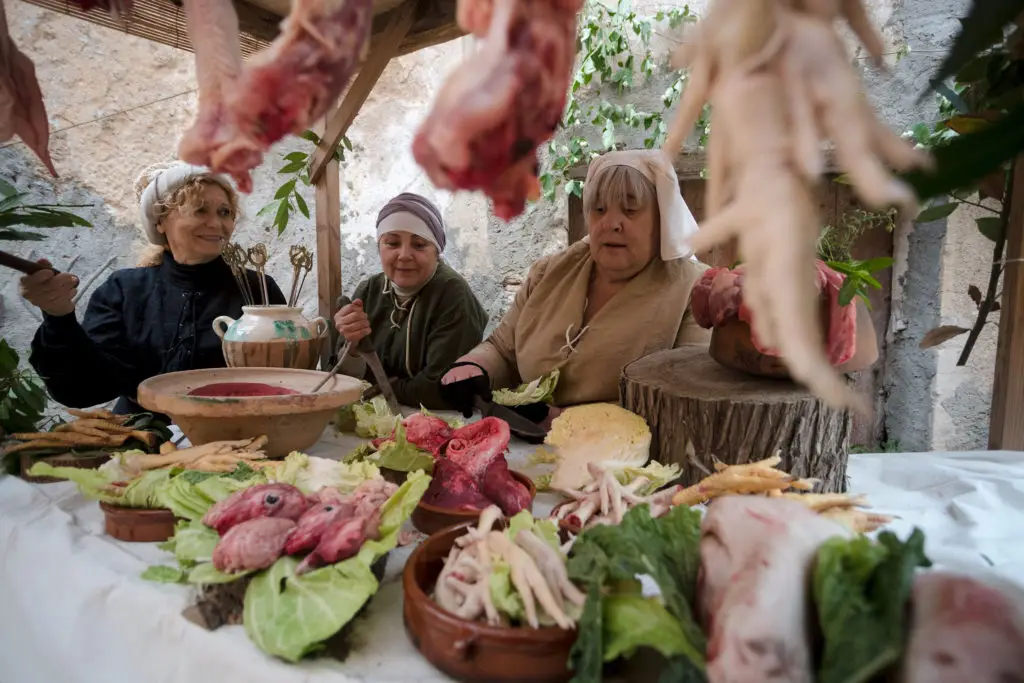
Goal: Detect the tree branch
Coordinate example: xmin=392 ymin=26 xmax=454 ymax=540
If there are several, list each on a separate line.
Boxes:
xmin=957 ymin=163 xmax=1015 ymax=366
xmin=950 ymin=193 xmax=1002 ymax=213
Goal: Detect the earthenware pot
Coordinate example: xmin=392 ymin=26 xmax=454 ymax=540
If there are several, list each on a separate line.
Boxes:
xmin=410 ymin=471 xmax=536 ymax=536
xmin=213 ymin=306 xmax=328 ymax=371
xmin=403 ymin=520 xmax=578 ymax=683
xmin=136 ymin=367 xmax=364 ymax=458
xmin=100 ymin=502 xmax=177 ymax=542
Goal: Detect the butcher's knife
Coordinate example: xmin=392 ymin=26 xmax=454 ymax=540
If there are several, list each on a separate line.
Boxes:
xmin=337 ymin=296 xmax=401 ymax=415
xmin=0 ymin=249 xmax=59 ymax=275
xmin=473 ymin=395 xmax=547 ymax=443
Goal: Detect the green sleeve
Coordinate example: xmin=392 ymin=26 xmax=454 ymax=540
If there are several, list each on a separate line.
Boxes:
xmin=390 ymin=284 xmax=486 ymax=410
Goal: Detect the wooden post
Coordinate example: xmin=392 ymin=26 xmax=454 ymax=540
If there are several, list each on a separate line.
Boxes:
xmin=621 ymin=347 xmax=852 ymax=491
xmin=567 ymin=193 xmax=585 ymax=244
xmin=315 ymin=109 xmax=342 ymax=370
xmin=989 ymin=159 xmax=1024 ymax=450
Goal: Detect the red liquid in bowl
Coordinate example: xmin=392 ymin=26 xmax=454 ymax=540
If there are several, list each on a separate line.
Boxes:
xmin=187 ymin=382 xmax=299 ymax=397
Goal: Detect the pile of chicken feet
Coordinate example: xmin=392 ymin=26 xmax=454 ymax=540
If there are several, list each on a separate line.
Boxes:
xmin=663 ymin=0 xmax=933 ymax=412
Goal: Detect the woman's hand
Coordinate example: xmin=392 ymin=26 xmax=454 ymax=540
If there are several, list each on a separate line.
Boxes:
xmin=439 ymin=360 xmax=491 ymax=418
xmin=334 ymin=298 xmax=371 ymax=344
xmin=441 ymin=363 xmax=484 ymax=385
xmin=19 ymin=260 xmax=79 ymax=317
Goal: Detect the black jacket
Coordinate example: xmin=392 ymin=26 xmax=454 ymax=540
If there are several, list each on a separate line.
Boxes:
xmin=29 ymin=252 xmax=285 ymax=414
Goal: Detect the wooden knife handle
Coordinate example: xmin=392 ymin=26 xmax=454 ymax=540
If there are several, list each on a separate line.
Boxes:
xmin=0 ymin=250 xmax=59 ymax=275
xmin=336 ymin=295 xmax=373 ymax=353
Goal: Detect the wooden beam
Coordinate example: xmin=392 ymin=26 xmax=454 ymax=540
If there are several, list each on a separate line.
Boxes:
xmin=989 ymin=158 xmax=1024 ymax=450
xmin=567 ymin=147 xmax=842 ymax=181
xmin=309 ymin=1 xmax=416 ymax=183
xmin=315 ymin=108 xmax=343 ymax=369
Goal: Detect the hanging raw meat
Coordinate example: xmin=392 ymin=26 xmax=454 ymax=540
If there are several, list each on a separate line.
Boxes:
xmin=0 ymin=0 xmax=57 ymax=176
xmin=663 ymin=0 xmax=931 ymax=412
xmin=412 ymin=0 xmax=581 ymax=220
xmin=178 ymin=0 xmax=373 ymax=192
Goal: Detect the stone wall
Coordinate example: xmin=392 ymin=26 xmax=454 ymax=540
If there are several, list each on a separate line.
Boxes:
xmin=0 ymin=0 xmax=1000 ymax=449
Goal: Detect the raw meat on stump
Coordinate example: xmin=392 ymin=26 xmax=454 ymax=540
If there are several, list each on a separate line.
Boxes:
xmin=412 ymin=0 xmax=581 ymax=220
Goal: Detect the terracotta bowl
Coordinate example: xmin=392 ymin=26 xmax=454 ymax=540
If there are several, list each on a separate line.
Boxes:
xmin=221 ymin=337 xmax=325 ymax=371
xmin=19 ymin=450 xmax=111 ymax=484
xmin=100 ymin=502 xmax=177 ymax=542
xmin=403 ymin=521 xmax=578 ymax=683
xmin=411 ymin=471 xmax=536 ymax=536
xmin=136 ymin=367 xmax=364 ymax=458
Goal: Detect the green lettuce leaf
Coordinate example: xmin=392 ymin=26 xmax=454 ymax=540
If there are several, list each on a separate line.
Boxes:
xmin=159 ymin=464 xmax=265 ymax=520
xmin=189 ymin=562 xmax=256 ymax=584
xmin=418 ymin=406 xmax=464 ymax=429
xmin=371 ymin=424 xmax=434 ymax=473
xmin=603 ymin=595 xmax=692 ymax=662
xmin=567 ymin=504 xmax=705 ymax=682
xmin=242 ymin=470 xmax=431 ymax=661
xmin=266 ymin=451 xmax=382 ymax=494
xmin=353 ymin=396 xmax=400 ymax=438
xmin=814 ymin=528 xmax=931 ymax=683
xmin=167 ymin=519 xmax=220 ymax=566
xmin=492 ymin=370 xmax=559 ymax=406
xmin=610 ymin=461 xmax=681 ymax=496
xmin=342 ymin=443 xmax=377 ymax=464
xmin=141 ymin=565 xmax=188 ymax=583
xmin=26 ymin=462 xmax=122 ymax=503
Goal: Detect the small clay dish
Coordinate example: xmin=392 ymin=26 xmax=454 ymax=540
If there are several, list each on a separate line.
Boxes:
xmin=411 ymin=471 xmax=535 ymax=536
xmin=20 ymin=450 xmax=111 ymax=485
xmin=99 ymin=502 xmax=177 ymax=543
xmin=403 ymin=521 xmax=578 ymax=683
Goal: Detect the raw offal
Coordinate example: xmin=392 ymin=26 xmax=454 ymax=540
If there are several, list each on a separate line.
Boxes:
xmin=412 ymin=0 xmax=581 ymax=220
xmin=482 ymin=456 xmax=532 ymax=516
xmin=421 ymin=457 xmax=493 ymax=511
xmin=901 ymin=572 xmax=1024 ymax=683
xmin=213 ymin=517 xmax=296 ymax=572
xmin=691 ymin=261 xmax=857 ymax=366
xmin=447 ymin=417 xmax=513 ymax=483
xmin=698 ymin=496 xmax=850 ymax=683
xmin=284 ymin=498 xmax=352 ymax=554
xmin=178 ymin=0 xmax=373 ymax=192
xmin=663 ymin=0 xmax=930 ymax=412
xmin=187 ymin=382 xmax=299 ymax=397
xmin=202 ymin=482 xmax=308 ymax=535
xmin=376 ymin=412 xmax=453 ymax=455
xmin=296 ymin=507 xmax=381 ymax=575
xmin=0 ymin=1 xmax=57 ymax=176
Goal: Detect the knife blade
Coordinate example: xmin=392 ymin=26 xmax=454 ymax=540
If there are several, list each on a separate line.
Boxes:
xmin=473 ymin=395 xmax=547 ymax=443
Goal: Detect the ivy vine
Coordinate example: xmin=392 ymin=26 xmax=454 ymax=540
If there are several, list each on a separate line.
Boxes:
xmin=540 ymin=0 xmax=705 ymax=201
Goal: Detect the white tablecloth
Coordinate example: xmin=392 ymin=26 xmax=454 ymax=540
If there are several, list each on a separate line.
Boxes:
xmin=1 ymin=433 xmax=1022 ymax=683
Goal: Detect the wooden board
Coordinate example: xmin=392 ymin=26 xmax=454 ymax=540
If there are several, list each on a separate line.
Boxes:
xmin=315 ymin=131 xmax=342 ymax=369
xmin=620 ymin=346 xmax=852 ymax=492
xmin=989 ymin=158 xmax=1024 ymax=450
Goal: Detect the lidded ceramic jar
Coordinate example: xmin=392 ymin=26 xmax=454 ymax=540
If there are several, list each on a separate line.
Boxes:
xmin=213 ymin=306 xmax=328 ymax=370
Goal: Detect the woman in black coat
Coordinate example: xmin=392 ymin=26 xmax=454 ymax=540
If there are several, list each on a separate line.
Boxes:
xmin=19 ymin=163 xmax=285 ymax=414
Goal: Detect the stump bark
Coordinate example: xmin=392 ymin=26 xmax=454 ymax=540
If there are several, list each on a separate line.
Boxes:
xmin=620 ymin=347 xmax=852 ymax=492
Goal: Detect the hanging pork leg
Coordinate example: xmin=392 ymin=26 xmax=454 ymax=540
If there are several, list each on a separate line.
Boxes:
xmin=0 ymin=0 xmax=57 ymax=176
xmin=412 ymin=0 xmax=581 ymax=220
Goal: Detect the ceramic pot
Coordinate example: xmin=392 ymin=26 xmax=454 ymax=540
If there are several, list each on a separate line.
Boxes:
xmin=213 ymin=305 xmax=328 ymax=370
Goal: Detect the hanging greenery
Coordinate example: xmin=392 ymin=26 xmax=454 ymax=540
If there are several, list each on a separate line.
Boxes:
xmin=539 ymin=0 xmax=703 ymax=201
xmin=0 ymin=340 xmax=48 ymax=438
xmin=0 ymin=179 xmax=92 ymax=242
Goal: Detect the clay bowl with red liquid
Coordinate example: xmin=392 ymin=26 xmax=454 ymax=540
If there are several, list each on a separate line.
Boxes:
xmin=403 ymin=519 xmax=578 ymax=683
xmin=136 ymin=367 xmax=364 ymax=458
xmin=410 ymin=471 xmax=536 ymax=536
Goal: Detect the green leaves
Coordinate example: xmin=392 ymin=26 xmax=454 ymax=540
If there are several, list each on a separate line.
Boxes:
xmin=903 ymin=102 xmax=1024 ymax=200
xmin=922 ymin=0 xmax=1024 ymax=101
xmin=976 ymin=215 xmax=1004 ymax=241
xmin=258 ymin=131 xmax=355 ymax=234
xmin=0 ymin=339 xmax=48 ymax=443
xmin=914 ymin=201 xmax=958 ymax=223
xmin=0 ymin=181 xmax=92 ymax=242
xmin=827 ymin=258 xmax=894 ymax=307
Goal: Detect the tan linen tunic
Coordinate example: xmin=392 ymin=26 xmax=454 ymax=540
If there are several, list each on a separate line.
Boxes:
xmin=472 ymin=241 xmax=710 ymax=406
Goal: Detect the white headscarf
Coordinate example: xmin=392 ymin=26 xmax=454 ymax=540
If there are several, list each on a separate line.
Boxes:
xmin=134 ymin=162 xmax=234 ymax=246
xmin=584 ymin=150 xmax=700 ymax=261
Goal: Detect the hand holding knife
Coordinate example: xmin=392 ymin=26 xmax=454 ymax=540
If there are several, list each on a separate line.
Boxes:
xmin=332 ymin=295 xmax=402 ymax=415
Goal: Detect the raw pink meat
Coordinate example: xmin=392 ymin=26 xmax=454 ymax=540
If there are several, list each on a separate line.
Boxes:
xmin=481 ymin=456 xmax=531 ymax=515
xmin=402 ymin=413 xmax=454 ymax=455
xmin=179 ymin=0 xmax=372 ymax=192
xmin=285 ymin=499 xmax=352 ymax=554
xmin=412 ymin=0 xmax=581 ymax=220
xmin=202 ymin=483 xmax=309 ymax=535
xmin=693 ymin=261 xmax=857 ymax=366
xmin=0 ymin=2 xmax=57 ymax=176
xmin=421 ymin=457 xmax=492 ymax=511
xmin=900 ymin=572 xmax=1024 ymax=683
xmin=213 ymin=517 xmax=296 ymax=573
xmin=446 ymin=417 xmax=510 ymax=483
xmin=296 ymin=508 xmax=382 ymax=575
xmin=698 ymin=496 xmax=850 ymax=683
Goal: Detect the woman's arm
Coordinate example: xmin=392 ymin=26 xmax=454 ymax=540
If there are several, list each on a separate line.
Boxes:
xmin=28 ymin=278 xmax=144 ymax=408
xmin=675 ymin=308 xmax=712 ymax=347
xmin=390 ymin=285 xmax=487 ymax=409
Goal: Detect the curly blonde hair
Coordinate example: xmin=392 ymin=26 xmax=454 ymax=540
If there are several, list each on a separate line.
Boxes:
xmin=134 ymin=163 xmax=240 ymax=267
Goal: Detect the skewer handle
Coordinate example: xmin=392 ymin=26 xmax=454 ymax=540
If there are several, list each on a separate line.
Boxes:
xmin=0 ymin=250 xmax=60 ymax=275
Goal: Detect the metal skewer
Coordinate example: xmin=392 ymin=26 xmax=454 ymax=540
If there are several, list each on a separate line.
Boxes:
xmin=294 ymin=251 xmax=313 ymax=306
xmin=287 ymin=245 xmax=305 ymax=307
xmin=312 ymin=338 xmax=353 ymax=393
xmin=247 ymin=243 xmax=270 ymax=305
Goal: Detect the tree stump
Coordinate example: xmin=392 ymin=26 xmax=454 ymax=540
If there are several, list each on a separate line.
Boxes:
xmin=620 ymin=347 xmax=852 ymax=492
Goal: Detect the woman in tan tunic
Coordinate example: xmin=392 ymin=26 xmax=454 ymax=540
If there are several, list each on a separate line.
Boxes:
xmin=439 ymin=149 xmax=710 ymax=419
